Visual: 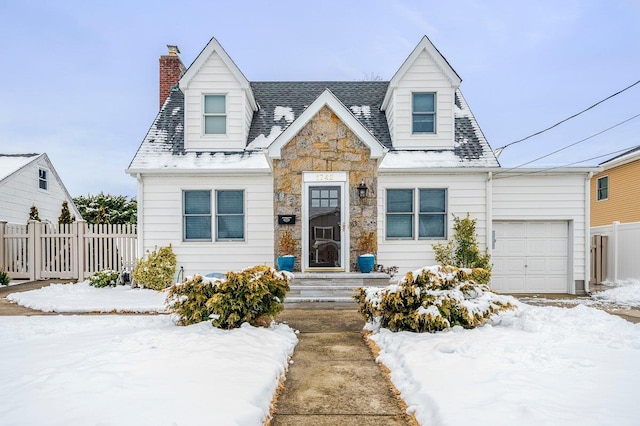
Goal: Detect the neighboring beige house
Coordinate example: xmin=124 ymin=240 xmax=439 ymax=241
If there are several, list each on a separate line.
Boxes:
xmin=127 ymin=36 xmax=595 ymax=294
xmin=0 ymin=153 xmax=80 ymax=224
xmin=590 ymin=147 xmax=640 ymax=226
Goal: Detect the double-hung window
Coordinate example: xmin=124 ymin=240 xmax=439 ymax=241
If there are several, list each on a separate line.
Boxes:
xmin=203 ymin=94 xmax=226 ymax=135
xmin=38 ymin=169 xmax=48 ymax=190
xmin=596 ymin=176 xmax=608 ymax=201
xmin=412 ymin=92 xmax=436 ymax=134
xmin=216 ymin=190 xmax=244 ymax=240
xmin=386 ymin=188 xmax=447 ymax=239
xmin=184 ymin=190 xmax=212 ymax=241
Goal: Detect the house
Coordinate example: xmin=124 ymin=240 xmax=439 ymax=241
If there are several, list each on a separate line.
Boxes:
xmin=127 ymin=37 xmax=595 ymax=294
xmin=0 ymin=153 xmax=81 ymax=224
xmin=590 ymin=146 xmax=640 ymax=227
xmin=589 ymin=146 xmax=640 ymax=282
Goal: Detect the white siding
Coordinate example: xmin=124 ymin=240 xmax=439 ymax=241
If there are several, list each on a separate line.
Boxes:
xmin=492 ymin=173 xmax=589 ymax=287
xmin=183 ymin=51 xmax=251 ymax=151
xmin=0 ymin=157 xmax=74 ymax=224
xmin=139 ymin=173 xmax=274 ymax=276
xmin=392 ymin=50 xmax=455 ymax=149
xmin=377 ymin=172 xmax=488 ymax=276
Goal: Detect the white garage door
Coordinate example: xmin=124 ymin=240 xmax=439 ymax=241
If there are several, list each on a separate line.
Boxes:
xmin=492 ymin=221 xmax=568 ymax=293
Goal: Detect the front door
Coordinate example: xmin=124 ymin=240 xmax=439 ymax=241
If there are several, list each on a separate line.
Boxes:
xmin=308 ymin=185 xmax=342 ymax=268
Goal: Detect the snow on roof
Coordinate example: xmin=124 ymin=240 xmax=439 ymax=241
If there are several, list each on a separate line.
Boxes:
xmin=0 ymin=154 xmax=40 ymax=181
xmin=350 ymin=105 xmax=371 ymax=118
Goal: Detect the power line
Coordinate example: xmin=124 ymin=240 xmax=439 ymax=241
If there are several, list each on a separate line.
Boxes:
xmin=494 ymin=79 xmax=640 ymax=154
xmin=493 ymin=144 xmax=640 ymax=180
xmin=498 ymin=112 xmax=640 ymax=173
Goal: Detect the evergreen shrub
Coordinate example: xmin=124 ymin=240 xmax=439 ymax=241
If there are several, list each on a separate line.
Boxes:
xmin=132 ymin=245 xmax=177 ymax=290
xmin=0 ymin=269 xmax=10 ymax=286
xmin=88 ymin=270 xmax=120 ymax=288
xmin=167 ymin=265 xmax=291 ymax=329
xmin=354 ymin=265 xmax=516 ymax=333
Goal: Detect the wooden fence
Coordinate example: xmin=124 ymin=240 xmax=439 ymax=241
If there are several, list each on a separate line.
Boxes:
xmin=0 ymin=220 xmax=137 ymax=281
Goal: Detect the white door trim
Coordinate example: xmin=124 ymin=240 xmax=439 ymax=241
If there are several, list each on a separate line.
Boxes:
xmin=302 ymin=172 xmax=349 ymax=272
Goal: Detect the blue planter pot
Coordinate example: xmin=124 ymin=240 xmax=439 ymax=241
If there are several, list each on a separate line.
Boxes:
xmin=277 ymin=255 xmax=295 ymax=272
xmin=357 ymin=255 xmax=375 ymax=273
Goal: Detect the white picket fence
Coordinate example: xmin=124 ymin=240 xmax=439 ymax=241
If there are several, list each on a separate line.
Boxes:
xmin=590 ymin=221 xmax=640 ymax=282
xmin=0 ymin=220 xmax=137 ymax=281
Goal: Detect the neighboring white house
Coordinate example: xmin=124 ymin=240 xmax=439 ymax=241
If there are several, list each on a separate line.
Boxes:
xmin=127 ymin=36 xmax=595 ymax=294
xmin=0 ymin=153 xmax=81 ymax=224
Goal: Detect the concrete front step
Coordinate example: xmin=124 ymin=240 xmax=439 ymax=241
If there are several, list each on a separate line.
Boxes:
xmin=284 ymin=272 xmax=391 ymax=307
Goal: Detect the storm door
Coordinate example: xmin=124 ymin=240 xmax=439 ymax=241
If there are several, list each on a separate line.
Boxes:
xmin=308 ymin=186 xmax=342 ymax=268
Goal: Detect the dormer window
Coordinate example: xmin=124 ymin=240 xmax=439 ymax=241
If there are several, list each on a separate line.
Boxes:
xmin=38 ymin=169 xmax=48 ymax=190
xmin=204 ymin=94 xmax=226 ymax=134
xmin=412 ymin=92 xmax=436 ymax=134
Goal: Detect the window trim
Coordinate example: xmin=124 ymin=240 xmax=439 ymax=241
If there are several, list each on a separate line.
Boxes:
xmin=183 ymin=190 xmax=212 ymax=242
xmin=38 ymin=168 xmax=48 ymax=191
xmin=202 ymin=94 xmax=227 ymax=136
xmin=385 ymin=188 xmax=448 ymax=241
xmin=412 ymin=92 xmax=437 ymax=134
xmin=596 ymin=175 xmax=609 ymax=201
xmin=215 ymin=189 xmax=245 ymax=242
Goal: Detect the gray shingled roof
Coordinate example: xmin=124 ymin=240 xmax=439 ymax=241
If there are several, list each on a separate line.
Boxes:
xmin=249 ymin=81 xmax=392 ymax=149
xmin=128 ymin=82 xmax=499 ymax=171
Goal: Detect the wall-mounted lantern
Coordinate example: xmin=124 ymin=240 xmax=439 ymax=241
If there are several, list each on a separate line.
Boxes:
xmin=357 ymin=180 xmax=368 ymax=198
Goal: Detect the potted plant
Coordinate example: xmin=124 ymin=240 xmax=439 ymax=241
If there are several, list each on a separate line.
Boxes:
xmin=277 ymin=229 xmax=298 ymax=272
xmin=356 ymin=231 xmax=377 ymax=273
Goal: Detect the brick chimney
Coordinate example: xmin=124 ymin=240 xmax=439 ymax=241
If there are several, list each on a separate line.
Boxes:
xmin=159 ymin=45 xmax=186 ymax=108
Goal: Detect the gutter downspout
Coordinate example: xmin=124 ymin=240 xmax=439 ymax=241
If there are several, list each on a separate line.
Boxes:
xmin=136 ymin=173 xmax=144 ymax=259
xmin=584 ymin=172 xmax=593 ymax=293
xmin=486 ymin=171 xmax=493 ymax=258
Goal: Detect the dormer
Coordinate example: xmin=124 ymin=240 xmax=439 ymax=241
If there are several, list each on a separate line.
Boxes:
xmin=381 ymin=36 xmax=461 ymax=150
xmin=178 ymin=37 xmax=257 ymax=151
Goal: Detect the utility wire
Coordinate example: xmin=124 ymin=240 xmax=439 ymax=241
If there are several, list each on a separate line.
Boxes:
xmin=493 ymin=144 xmax=640 ymax=180
xmin=498 ymin=112 xmax=640 ymax=173
xmin=494 ymin=79 xmax=640 ymax=153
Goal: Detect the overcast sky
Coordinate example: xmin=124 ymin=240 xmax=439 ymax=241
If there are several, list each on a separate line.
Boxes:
xmin=1 ymin=0 xmax=638 ymax=198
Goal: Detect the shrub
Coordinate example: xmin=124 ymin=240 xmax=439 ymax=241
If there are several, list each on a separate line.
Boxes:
xmin=132 ymin=245 xmax=177 ymax=290
xmin=58 ymin=200 xmax=76 ymax=225
xmin=433 ymin=213 xmax=492 ymax=283
xmin=0 ymin=269 xmax=10 ymax=286
xmin=357 ymin=231 xmax=377 ymax=255
xmin=167 ymin=265 xmax=291 ymax=329
xmin=88 ymin=270 xmax=120 ymax=288
xmin=278 ymin=229 xmax=298 ymax=255
xmin=354 ymin=265 xmax=516 ymax=333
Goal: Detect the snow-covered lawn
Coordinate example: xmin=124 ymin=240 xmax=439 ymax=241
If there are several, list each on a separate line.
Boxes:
xmin=1 ymin=283 xmax=297 ymax=425
xmin=371 ymin=302 xmax=640 ymax=425
xmin=4 ymin=280 xmax=640 ymax=425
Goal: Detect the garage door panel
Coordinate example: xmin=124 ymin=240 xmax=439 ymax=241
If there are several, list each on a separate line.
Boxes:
xmin=492 ymin=221 xmax=568 ymax=293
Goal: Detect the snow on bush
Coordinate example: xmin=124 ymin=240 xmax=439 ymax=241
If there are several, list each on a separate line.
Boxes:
xmin=355 ymin=265 xmax=517 ymax=332
xmin=132 ymin=245 xmax=177 ymax=290
xmin=88 ymin=270 xmax=120 ymax=288
xmin=167 ymin=265 xmax=292 ymax=329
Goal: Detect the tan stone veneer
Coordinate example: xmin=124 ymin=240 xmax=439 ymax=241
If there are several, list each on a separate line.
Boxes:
xmin=273 ymin=106 xmax=379 ymax=271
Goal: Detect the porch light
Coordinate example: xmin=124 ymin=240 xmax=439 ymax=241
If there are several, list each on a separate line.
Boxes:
xmin=357 ymin=180 xmax=368 ymax=198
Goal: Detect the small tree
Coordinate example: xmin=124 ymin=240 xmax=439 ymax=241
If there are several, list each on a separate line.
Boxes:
xmin=28 ymin=205 xmax=41 ymax=222
xmin=433 ymin=213 xmax=491 ymax=275
xmin=95 ymin=205 xmax=110 ymax=224
xmin=58 ymin=201 xmax=75 ymax=225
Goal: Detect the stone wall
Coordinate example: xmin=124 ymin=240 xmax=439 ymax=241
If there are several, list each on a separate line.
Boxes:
xmin=273 ymin=106 xmax=378 ymax=271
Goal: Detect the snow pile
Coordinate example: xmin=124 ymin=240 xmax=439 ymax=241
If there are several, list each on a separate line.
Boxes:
xmin=0 ymin=315 xmax=297 ymax=425
xmin=593 ymin=279 xmax=640 ymax=307
xmin=371 ymin=303 xmax=640 ymax=425
xmin=7 ymin=281 xmax=168 ymax=313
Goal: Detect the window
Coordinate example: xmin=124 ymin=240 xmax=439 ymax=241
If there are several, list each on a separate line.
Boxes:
xmin=183 ymin=190 xmax=211 ymax=241
xmin=597 ymin=176 xmax=608 ymax=201
xmin=38 ymin=169 xmax=48 ymax=190
xmin=412 ymin=92 xmax=436 ymax=133
xmin=386 ymin=188 xmax=447 ymax=239
xmin=386 ymin=189 xmax=414 ymax=239
xmin=216 ymin=190 xmax=244 ymax=240
xmin=203 ymin=95 xmax=226 ymax=134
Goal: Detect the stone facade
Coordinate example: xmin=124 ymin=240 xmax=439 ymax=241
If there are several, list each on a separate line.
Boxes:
xmin=273 ymin=106 xmax=378 ymax=271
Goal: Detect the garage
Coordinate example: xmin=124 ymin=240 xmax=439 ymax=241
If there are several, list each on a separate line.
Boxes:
xmin=491 ymin=221 xmax=569 ymax=293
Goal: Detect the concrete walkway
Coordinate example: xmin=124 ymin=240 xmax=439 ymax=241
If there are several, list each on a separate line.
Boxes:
xmin=271 ymin=309 xmax=415 ymax=425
